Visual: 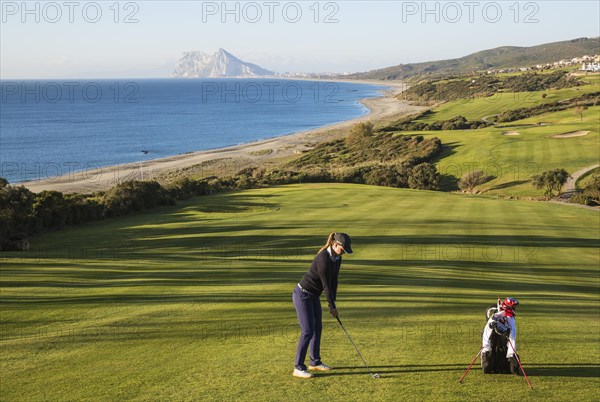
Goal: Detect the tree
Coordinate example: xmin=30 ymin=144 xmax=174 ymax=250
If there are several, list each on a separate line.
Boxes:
xmin=531 ymin=168 xmax=570 ymax=198
xmin=0 ymin=184 xmax=35 ymax=248
xmin=458 ymin=170 xmax=490 ymax=193
xmin=32 ymin=190 xmax=69 ymax=231
xmin=101 ymin=180 xmax=173 ymax=217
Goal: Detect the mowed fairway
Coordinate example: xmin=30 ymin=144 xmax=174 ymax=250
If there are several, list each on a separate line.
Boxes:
xmin=1 ymin=184 xmax=598 ymax=401
xmin=414 ymin=107 xmax=600 ymax=196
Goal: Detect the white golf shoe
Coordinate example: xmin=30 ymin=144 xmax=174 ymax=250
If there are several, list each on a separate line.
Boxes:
xmin=293 ymin=368 xmax=314 ymax=378
xmin=309 ymin=362 xmax=332 ymax=371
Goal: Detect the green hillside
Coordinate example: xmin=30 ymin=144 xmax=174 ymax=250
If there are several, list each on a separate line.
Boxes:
xmin=414 ymin=85 xmax=598 ymax=122
xmin=348 ymin=37 xmax=599 ymax=80
xmin=378 ymin=74 xmax=600 ymax=196
xmin=1 ymin=184 xmax=598 ymax=401
xmin=425 ymin=106 xmax=599 ymax=195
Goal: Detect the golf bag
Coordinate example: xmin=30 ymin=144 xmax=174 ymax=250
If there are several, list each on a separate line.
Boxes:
xmin=481 ymin=306 xmax=521 ymax=375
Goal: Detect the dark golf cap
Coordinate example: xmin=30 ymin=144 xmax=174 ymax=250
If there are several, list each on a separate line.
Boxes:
xmin=334 ymin=232 xmax=353 ymax=254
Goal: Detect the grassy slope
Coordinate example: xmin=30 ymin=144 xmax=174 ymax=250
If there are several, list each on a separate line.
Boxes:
xmin=418 ymin=106 xmax=600 ymax=196
xmin=1 ymin=184 xmax=598 ymax=401
xmin=415 ymin=84 xmax=599 ymax=123
xmin=389 ymin=77 xmax=600 ymax=196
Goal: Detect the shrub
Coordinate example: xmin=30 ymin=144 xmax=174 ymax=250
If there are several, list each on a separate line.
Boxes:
xmin=0 ymin=184 xmax=35 ymax=248
xmin=347 ymin=122 xmax=374 ymax=144
xmin=167 ymin=177 xmax=211 ymax=199
xmin=458 ymin=171 xmax=491 ymax=193
xmin=64 ymin=194 xmax=103 ymax=225
xmin=31 ymin=190 xmax=69 ymax=231
xmin=365 ymin=165 xmax=409 ymax=187
xmin=402 ymin=71 xmax=583 ymax=103
xmin=408 ymin=163 xmax=441 ymax=190
xmin=571 ymin=174 xmax=600 ymax=206
xmin=102 ymin=180 xmax=174 ymax=217
xmin=531 ymin=169 xmax=570 ymax=198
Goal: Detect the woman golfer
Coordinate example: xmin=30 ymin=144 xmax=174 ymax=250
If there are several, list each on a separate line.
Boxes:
xmin=292 ymin=232 xmax=353 ymax=378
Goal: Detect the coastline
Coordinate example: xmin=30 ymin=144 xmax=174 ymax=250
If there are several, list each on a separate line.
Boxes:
xmin=22 ymin=80 xmax=423 ymax=194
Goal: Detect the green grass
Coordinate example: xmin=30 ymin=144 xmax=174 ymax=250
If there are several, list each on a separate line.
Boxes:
xmin=1 ymin=184 xmax=599 ymax=401
xmin=416 ymin=84 xmax=599 ymax=123
xmin=408 ymin=106 xmax=600 ymax=196
xmin=392 ymin=85 xmax=600 ymax=195
xmin=576 ymin=73 xmax=600 ymax=86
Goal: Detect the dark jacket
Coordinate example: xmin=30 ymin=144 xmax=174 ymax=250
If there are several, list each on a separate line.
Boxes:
xmin=299 ymin=248 xmax=341 ymax=310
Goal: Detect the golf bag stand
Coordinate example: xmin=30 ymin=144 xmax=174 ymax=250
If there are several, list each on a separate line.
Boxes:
xmin=459 ymin=347 xmax=483 ymax=383
xmin=506 ymin=337 xmax=533 ymax=389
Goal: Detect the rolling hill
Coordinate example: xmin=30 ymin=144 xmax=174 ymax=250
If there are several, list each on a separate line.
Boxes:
xmin=348 ymin=37 xmax=599 ymax=80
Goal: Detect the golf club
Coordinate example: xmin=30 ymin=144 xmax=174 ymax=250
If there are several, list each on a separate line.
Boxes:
xmin=336 ymin=316 xmax=380 ymax=379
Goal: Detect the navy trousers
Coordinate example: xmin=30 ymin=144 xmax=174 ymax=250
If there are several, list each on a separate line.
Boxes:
xmin=292 ymin=285 xmax=323 ymax=370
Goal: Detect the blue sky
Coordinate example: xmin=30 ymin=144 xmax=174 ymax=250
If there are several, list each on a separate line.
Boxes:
xmin=1 ymin=0 xmax=599 ymax=78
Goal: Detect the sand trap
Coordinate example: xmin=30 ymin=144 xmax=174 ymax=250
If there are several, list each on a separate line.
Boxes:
xmin=549 ymin=131 xmax=590 ymax=138
xmin=502 ymin=131 xmax=520 ymax=136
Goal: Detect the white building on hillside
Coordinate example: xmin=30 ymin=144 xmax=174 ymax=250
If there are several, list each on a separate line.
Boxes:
xmin=581 ymin=63 xmax=600 ymax=72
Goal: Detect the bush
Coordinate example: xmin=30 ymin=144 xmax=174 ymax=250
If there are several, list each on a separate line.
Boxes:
xmin=0 ymin=184 xmax=35 ymax=249
xmin=102 ymin=180 xmax=174 ymax=217
xmin=408 ymin=163 xmax=441 ymax=190
xmin=571 ymin=174 xmax=600 ymax=206
xmin=365 ymin=164 xmax=409 ymax=188
xmin=381 ymin=114 xmax=490 ymax=132
xmin=531 ymin=169 xmax=570 ymax=198
xmin=402 ymin=71 xmax=583 ymax=103
xmin=31 ymin=190 xmax=70 ymax=232
xmin=459 ymin=171 xmax=491 ymax=193
xmin=347 ymin=122 xmax=374 ymax=144
xmin=166 ymin=177 xmax=211 ymax=199
xmin=64 ymin=194 xmax=103 ymax=225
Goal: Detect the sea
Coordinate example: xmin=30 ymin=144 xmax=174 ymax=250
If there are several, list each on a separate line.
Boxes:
xmin=0 ymin=79 xmax=388 ymax=184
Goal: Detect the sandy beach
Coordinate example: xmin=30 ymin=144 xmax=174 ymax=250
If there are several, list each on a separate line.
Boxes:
xmin=22 ymin=80 xmax=424 ymax=194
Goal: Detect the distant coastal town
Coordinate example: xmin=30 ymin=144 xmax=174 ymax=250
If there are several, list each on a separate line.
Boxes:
xmin=488 ymin=54 xmax=600 ymax=74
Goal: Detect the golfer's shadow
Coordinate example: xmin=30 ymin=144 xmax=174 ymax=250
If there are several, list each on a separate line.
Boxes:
xmin=321 ymin=364 xmax=466 ymax=377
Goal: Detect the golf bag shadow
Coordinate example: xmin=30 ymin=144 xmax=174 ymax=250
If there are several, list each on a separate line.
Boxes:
xmin=481 ymin=306 xmax=522 ymax=375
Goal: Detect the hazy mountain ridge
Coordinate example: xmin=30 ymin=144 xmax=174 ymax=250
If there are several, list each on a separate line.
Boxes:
xmin=348 ymin=37 xmax=600 ymax=80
